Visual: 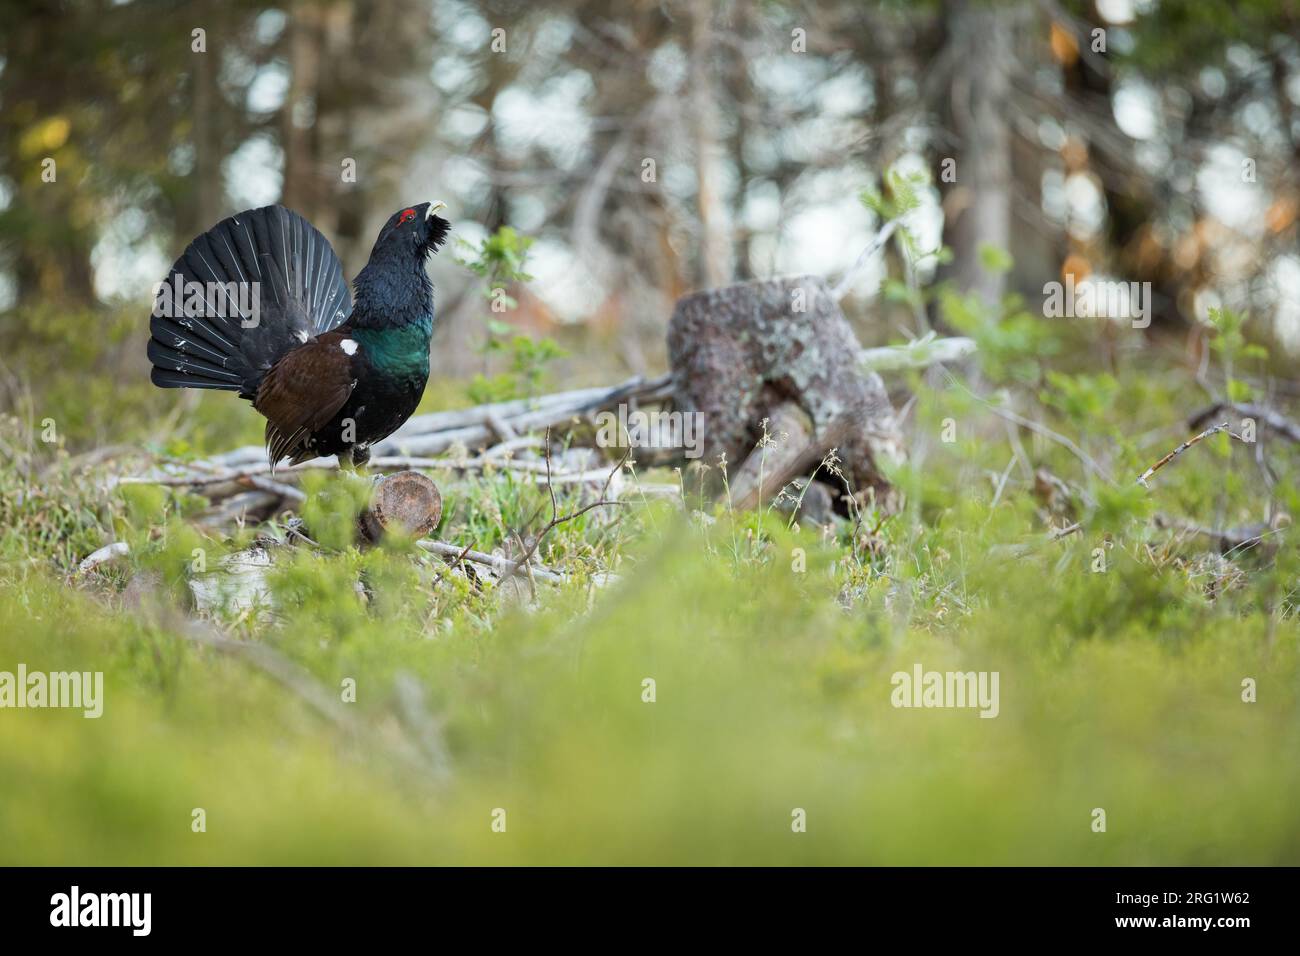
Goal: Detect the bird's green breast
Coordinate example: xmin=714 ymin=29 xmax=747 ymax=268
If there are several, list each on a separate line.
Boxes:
xmin=352 ymin=317 xmax=432 ymax=381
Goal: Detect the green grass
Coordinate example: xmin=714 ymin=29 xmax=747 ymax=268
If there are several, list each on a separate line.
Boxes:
xmin=1 ymin=319 xmax=1299 ymax=865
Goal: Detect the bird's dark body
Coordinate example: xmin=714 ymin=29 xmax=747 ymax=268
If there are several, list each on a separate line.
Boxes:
xmin=306 ymin=319 xmax=432 ymax=464
xmin=147 ymin=201 xmax=449 ymax=468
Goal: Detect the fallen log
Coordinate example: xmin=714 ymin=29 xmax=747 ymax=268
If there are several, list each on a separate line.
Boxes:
xmin=201 ymin=375 xmax=675 ymax=468
xmin=77 ymin=541 xmax=130 ymax=574
xmin=114 ymin=310 xmax=971 ymax=520
xmin=177 ymin=336 xmax=965 ymax=483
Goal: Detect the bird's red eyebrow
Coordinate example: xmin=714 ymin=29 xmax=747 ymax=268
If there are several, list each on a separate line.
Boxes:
xmin=400 ymin=208 xmax=415 ymax=221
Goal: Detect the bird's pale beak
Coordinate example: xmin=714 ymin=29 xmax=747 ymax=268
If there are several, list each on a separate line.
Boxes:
xmin=426 ymin=201 xmax=447 ymax=219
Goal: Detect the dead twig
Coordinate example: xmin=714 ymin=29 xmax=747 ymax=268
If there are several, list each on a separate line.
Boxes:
xmin=1188 ymin=401 xmax=1300 ymax=444
xmin=244 ymin=474 xmax=306 ymax=503
xmin=496 ymin=430 xmax=629 ymax=589
xmin=180 ymin=621 xmax=358 ymax=732
xmin=417 ymin=539 xmax=568 ymax=584
xmin=430 ymin=538 xmax=477 ymax=589
xmin=942 ymin=370 xmax=1112 ymax=485
xmin=117 ymin=452 xmax=608 ymax=492
xmin=989 ymin=520 xmax=1083 ymax=560
xmin=1153 ymin=512 xmax=1285 ymax=556
xmin=183 ymin=621 xmax=451 ymax=782
xmin=832 ymin=219 xmax=899 ymax=300
xmin=1136 ymin=421 xmax=1244 ymax=488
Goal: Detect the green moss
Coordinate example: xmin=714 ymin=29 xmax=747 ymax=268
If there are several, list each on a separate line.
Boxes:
xmin=1 ymin=325 xmax=1298 ymax=864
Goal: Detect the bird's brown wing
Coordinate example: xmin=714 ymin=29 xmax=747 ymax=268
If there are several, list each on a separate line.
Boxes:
xmin=253 ymin=331 xmax=357 ymax=468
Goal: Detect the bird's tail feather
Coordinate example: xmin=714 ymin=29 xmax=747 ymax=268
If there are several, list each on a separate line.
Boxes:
xmin=148 ymin=205 xmax=352 ymax=397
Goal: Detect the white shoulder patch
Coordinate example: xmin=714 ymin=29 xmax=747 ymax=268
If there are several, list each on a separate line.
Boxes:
xmin=294 ymin=329 xmax=309 ymax=343
xmin=340 ymin=338 xmax=358 ymax=356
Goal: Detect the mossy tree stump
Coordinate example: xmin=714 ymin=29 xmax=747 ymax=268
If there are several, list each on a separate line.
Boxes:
xmin=667 ymin=275 xmax=904 ymax=513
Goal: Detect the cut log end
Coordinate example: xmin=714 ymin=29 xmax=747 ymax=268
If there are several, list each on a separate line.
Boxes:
xmin=360 ymin=471 xmax=443 ymax=543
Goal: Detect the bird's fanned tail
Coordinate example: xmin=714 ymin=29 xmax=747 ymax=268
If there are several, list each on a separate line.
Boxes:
xmin=147 ymin=205 xmax=352 ymax=397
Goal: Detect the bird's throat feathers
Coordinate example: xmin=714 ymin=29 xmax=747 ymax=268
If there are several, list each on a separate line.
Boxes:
xmin=350 ymin=253 xmax=435 ymax=331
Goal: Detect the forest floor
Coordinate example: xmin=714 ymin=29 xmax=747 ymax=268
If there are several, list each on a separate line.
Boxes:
xmin=1 ymin=309 xmax=1298 ymax=865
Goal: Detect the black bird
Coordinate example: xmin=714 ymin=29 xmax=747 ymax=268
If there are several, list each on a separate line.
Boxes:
xmin=148 ymin=201 xmax=450 ymax=469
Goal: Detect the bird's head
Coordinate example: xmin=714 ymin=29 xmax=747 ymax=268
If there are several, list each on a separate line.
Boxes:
xmin=371 ymin=201 xmax=451 ymax=261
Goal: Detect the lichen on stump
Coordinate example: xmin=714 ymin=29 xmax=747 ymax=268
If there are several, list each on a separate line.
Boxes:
xmin=667 ymin=275 xmax=904 ymax=513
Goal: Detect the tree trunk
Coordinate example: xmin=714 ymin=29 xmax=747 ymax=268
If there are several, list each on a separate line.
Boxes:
xmin=690 ymin=0 xmax=733 ymax=288
xmin=935 ymin=0 xmax=1013 ymax=309
xmin=281 ymin=1 xmax=326 ymax=220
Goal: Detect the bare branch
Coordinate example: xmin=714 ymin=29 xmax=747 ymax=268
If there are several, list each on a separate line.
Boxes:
xmin=1136 ymin=421 xmax=1244 ymax=488
xmin=1189 ymin=401 xmax=1300 ymax=445
xmin=832 ymin=219 xmax=899 ymax=300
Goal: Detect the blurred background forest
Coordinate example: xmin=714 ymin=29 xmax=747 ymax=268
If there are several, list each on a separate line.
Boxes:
xmin=1 ymin=0 xmax=1298 ymax=428
xmin=4 ymin=0 xmax=1300 ymax=868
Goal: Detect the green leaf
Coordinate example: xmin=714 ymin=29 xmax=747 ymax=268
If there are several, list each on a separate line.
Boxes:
xmin=978 ymin=244 xmax=1014 ymax=274
xmin=1226 ymin=378 xmax=1253 ymax=403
